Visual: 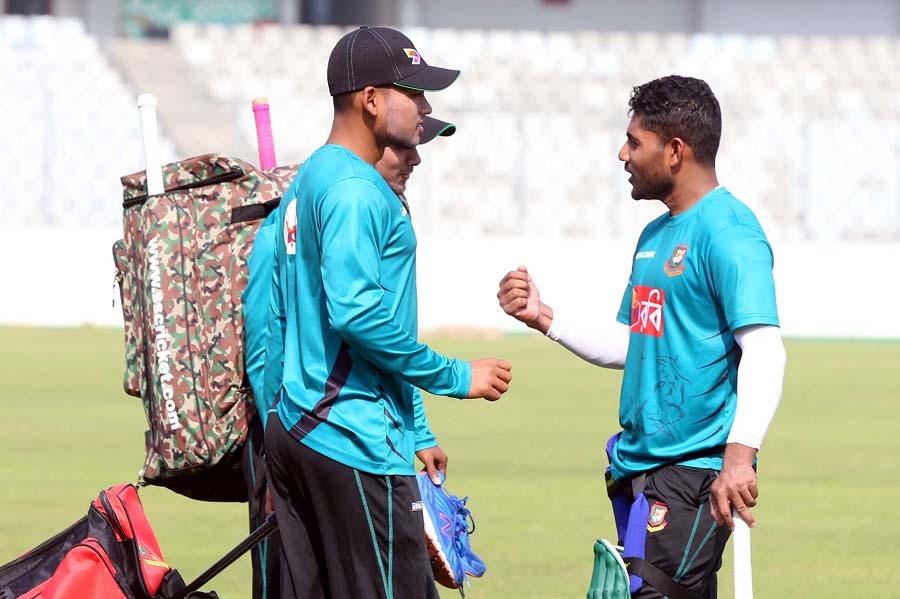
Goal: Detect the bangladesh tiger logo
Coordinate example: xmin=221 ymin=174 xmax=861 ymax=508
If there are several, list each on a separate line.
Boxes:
xmin=647 ymin=502 xmax=669 ymax=532
xmin=664 ymin=243 xmax=688 ymax=277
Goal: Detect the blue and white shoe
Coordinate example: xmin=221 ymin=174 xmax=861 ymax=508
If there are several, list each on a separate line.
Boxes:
xmin=416 ymin=471 xmax=486 ymax=593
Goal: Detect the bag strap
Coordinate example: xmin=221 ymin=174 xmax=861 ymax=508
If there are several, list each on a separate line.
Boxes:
xmin=230 ymin=198 xmax=281 ymax=225
xmin=625 ymin=557 xmax=698 ymax=599
xmin=172 ymin=514 xmax=277 ymax=599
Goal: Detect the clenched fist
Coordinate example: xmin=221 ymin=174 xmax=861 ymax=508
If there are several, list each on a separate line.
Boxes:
xmin=497 ymin=266 xmax=552 ymax=333
xmin=467 ymin=358 xmax=512 ymax=401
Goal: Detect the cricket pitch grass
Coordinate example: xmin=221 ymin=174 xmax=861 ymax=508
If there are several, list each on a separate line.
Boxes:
xmin=1 ymin=327 xmax=897 ymax=598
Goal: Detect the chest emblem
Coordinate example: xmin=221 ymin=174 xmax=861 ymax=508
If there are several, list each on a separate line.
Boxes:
xmin=284 ymin=199 xmax=297 ymax=255
xmin=664 ymin=243 xmax=688 ymax=277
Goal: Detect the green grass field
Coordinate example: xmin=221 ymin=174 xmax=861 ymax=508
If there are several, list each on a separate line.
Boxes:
xmin=1 ymin=327 xmax=898 ymax=598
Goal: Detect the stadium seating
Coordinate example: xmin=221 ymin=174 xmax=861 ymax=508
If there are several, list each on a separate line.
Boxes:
xmin=3 ymin=17 xmax=897 ymax=241
xmin=0 ymin=16 xmax=177 ymax=227
xmin=164 ymin=23 xmax=898 ymax=242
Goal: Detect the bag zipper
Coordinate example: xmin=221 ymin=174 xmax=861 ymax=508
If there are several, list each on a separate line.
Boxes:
xmin=98 ymin=492 xmax=128 ymax=541
xmin=122 ymin=167 xmax=244 ymax=208
xmin=112 ymin=267 xmax=124 ymax=308
xmin=98 ymin=491 xmax=158 ymax=598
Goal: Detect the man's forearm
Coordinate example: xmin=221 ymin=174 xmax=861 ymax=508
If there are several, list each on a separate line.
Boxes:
xmin=545 ymin=310 xmax=629 ymax=370
xmin=722 ymin=441 xmax=758 ymax=468
xmin=727 ymin=325 xmax=786 ymax=448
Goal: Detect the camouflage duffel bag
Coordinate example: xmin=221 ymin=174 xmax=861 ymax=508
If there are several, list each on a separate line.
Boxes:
xmin=112 ymin=154 xmax=297 ymax=502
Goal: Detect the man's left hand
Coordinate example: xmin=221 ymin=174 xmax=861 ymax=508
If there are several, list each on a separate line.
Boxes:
xmin=416 ymin=446 xmax=448 ymax=485
xmin=710 ymin=443 xmax=758 ymax=530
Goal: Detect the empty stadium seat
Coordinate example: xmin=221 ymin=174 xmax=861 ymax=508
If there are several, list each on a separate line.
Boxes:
xmin=0 ymin=16 xmax=178 ymax=227
xmin=199 ymin=24 xmax=890 ymax=242
xmin=7 ymin=17 xmax=897 ymax=242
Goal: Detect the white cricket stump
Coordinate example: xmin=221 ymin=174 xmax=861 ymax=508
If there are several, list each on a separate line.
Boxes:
xmin=732 ymin=509 xmax=753 ymax=599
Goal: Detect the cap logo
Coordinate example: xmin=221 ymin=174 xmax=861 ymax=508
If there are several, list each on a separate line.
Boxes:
xmin=403 ymin=48 xmax=421 ymax=65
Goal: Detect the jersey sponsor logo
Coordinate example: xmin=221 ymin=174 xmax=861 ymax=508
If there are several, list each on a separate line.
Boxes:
xmin=647 ymin=502 xmax=669 ymax=532
xmin=284 ymin=199 xmax=297 ymax=255
xmin=664 ymin=243 xmax=688 ymax=277
xmin=631 ymin=285 xmax=665 ymax=337
xmin=403 ymin=48 xmax=421 ymax=65
xmin=146 ymin=237 xmax=180 ymax=432
xmin=635 ymin=250 xmax=656 ymax=260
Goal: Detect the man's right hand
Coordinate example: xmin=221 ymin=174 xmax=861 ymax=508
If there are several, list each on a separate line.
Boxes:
xmin=466 ymin=358 xmax=512 ymax=401
xmin=497 ymin=266 xmax=552 ymax=333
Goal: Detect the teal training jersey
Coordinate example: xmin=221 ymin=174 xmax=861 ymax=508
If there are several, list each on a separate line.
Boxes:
xmin=243 ymin=196 xmax=440 ymax=448
xmin=242 ymin=210 xmax=279 ymax=419
xmin=611 ymin=187 xmax=779 ymax=481
xmin=274 ymin=145 xmax=468 ymax=475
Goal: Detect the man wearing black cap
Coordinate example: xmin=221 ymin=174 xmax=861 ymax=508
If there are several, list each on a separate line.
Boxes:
xmin=242 ymin=114 xmax=457 ymax=599
xmin=262 ymin=27 xmax=512 ymax=598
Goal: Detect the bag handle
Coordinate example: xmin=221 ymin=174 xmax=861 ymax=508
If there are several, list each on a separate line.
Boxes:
xmin=230 ymin=197 xmax=281 ymax=225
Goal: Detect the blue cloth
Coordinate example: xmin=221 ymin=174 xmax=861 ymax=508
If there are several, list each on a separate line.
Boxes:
xmin=273 ymin=145 xmax=468 ymax=475
xmin=624 ymin=494 xmax=650 ymax=593
xmin=612 ymin=187 xmax=779 ymax=480
xmin=605 ymin=432 xmax=648 ymax=594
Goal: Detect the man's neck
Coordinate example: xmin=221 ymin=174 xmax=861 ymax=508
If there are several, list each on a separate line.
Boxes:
xmin=326 ymin=115 xmax=383 ymax=166
xmin=664 ymin=170 xmax=719 ymax=216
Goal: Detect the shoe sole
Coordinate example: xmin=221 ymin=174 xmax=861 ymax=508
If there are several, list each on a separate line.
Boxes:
xmin=421 ymin=499 xmax=460 ymax=589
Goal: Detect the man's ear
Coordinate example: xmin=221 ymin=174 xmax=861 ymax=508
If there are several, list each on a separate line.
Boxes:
xmin=668 ymin=137 xmax=686 ymax=169
xmin=361 ymin=86 xmax=379 ymax=118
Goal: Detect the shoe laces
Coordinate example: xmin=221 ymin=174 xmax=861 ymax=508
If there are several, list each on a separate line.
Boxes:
xmin=449 ymin=494 xmax=476 ymax=541
xmin=448 ymin=494 xmax=482 ymax=598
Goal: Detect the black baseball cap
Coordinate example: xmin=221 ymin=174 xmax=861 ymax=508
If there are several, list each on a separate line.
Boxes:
xmin=420 ymin=116 xmax=456 ymax=144
xmin=327 ymin=26 xmax=460 ymax=96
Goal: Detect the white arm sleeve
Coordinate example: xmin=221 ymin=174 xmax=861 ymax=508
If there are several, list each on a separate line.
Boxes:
xmin=545 ymin=311 xmax=629 ymax=370
xmin=727 ymin=324 xmax=787 ymax=449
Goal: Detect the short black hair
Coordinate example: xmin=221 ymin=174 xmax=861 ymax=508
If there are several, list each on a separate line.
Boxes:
xmin=332 ymin=91 xmax=355 ymax=111
xmin=628 ymin=75 xmax=721 ymax=166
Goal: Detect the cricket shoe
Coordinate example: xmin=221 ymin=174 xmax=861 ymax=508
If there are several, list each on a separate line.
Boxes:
xmin=416 ymin=471 xmax=486 ymax=593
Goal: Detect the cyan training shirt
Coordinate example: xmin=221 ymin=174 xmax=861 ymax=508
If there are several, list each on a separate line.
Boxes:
xmin=243 ymin=200 xmax=439 ymax=454
xmin=612 ymin=186 xmax=779 ymax=480
xmin=273 ymin=145 xmax=469 ymax=475
xmin=243 ymin=210 xmax=279 ymax=419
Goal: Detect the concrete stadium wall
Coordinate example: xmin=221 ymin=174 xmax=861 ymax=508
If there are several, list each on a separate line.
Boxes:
xmin=2 ymin=227 xmax=897 ymax=339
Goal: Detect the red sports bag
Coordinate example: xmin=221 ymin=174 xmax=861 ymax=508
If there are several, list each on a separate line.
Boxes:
xmin=0 ymin=484 xmax=217 ymax=599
